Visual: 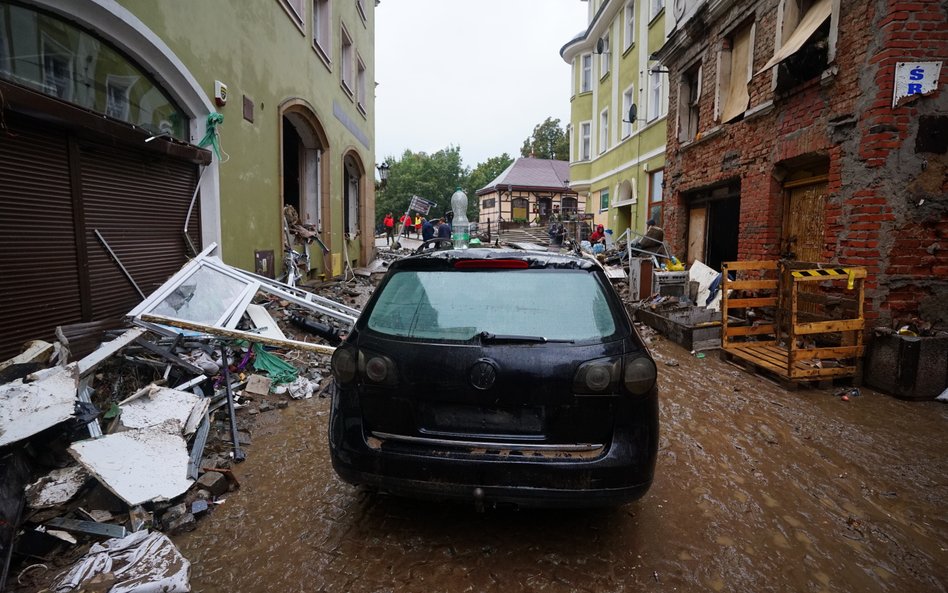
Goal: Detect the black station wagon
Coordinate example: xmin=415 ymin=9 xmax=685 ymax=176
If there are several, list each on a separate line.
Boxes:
xmin=329 ymin=248 xmax=659 ymax=507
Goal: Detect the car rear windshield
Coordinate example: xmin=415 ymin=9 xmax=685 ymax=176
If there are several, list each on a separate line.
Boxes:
xmin=366 ymin=269 xmax=619 ymax=342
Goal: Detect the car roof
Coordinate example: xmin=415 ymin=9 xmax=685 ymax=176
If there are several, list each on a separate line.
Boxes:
xmin=389 ymin=248 xmax=601 ymax=272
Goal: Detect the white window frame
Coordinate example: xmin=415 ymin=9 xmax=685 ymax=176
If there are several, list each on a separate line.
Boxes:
xmin=340 ymin=24 xmax=353 ymax=95
xmin=599 ymin=107 xmax=609 ymax=154
xmin=647 ymin=69 xmax=664 ymax=121
xmin=624 ymin=1 xmax=636 ymax=51
xmin=622 ymin=84 xmax=635 ymax=138
xmin=650 ymin=0 xmax=665 ymax=21
xmin=599 ymin=32 xmax=611 ymax=79
xmin=312 ymin=0 xmax=332 ymax=64
xmin=356 ymin=55 xmax=366 ymax=115
xmin=580 ymin=53 xmax=593 ymax=92
xmin=279 ymin=0 xmax=306 ymax=32
xmin=580 ymin=121 xmax=592 ymax=161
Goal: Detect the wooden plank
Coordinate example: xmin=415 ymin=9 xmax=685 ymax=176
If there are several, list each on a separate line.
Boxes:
xmin=788 ymin=365 xmax=857 ymax=379
xmin=790 ymin=346 xmax=865 ymax=361
xmin=794 ymin=318 xmax=865 ymax=335
xmin=727 ymin=280 xmax=779 ymax=290
xmin=723 ymin=260 xmax=779 ymax=271
xmin=730 ymin=348 xmax=788 ymax=376
xmin=141 ymin=314 xmax=336 ymax=355
xmin=726 ymin=297 xmax=777 ymax=308
xmin=725 ymin=324 xmax=775 ymax=336
xmin=77 ymin=327 xmax=147 ymax=376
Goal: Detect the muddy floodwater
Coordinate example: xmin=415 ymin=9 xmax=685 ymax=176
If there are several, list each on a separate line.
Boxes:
xmin=175 ymin=337 xmax=947 ymax=593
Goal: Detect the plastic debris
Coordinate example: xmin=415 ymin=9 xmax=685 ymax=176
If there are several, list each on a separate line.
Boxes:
xmin=53 ymin=530 xmax=190 ymax=593
xmin=252 ymin=343 xmax=298 ymax=384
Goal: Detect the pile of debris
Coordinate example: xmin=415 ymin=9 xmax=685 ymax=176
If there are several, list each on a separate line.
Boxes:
xmin=0 ymin=244 xmax=372 ymax=592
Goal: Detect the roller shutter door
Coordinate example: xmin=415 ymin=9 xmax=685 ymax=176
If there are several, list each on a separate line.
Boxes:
xmin=0 ymin=116 xmax=201 ymax=359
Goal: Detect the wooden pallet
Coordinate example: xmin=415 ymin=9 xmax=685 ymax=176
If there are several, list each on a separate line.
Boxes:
xmin=721 ymin=260 xmax=866 ymax=387
xmin=721 ymin=343 xmax=858 ymax=388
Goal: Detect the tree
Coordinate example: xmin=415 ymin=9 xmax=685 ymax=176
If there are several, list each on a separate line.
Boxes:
xmin=375 ymin=146 xmax=467 ymax=226
xmin=520 ymin=117 xmax=569 ymax=161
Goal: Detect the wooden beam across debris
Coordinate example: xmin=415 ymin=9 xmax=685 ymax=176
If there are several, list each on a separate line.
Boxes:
xmin=140 ymin=314 xmax=337 ymax=355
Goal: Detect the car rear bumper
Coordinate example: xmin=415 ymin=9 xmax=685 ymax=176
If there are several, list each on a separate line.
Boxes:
xmin=329 ymin=390 xmax=658 ymax=508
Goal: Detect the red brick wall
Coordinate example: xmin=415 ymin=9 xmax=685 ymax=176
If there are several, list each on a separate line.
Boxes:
xmin=662 ymin=0 xmax=948 ymax=326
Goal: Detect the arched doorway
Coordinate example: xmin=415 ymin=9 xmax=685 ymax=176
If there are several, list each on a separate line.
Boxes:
xmin=342 ymin=150 xmax=368 ymax=269
xmin=280 ymin=101 xmax=329 ymax=277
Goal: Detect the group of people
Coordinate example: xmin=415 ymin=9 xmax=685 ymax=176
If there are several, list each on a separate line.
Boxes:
xmin=382 ymin=212 xmax=451 ymax=245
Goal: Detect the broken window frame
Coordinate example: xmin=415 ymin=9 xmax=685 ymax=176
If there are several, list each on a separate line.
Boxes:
xmin=761 ymin=0 xmax=835 ymax=77
xmin=716 ymin=19 xmax=755 ymax=123
xmin=128 ymin=243 xmax=358 ymax=333
xmin=678 ymin=61 xmax=702 ymax=142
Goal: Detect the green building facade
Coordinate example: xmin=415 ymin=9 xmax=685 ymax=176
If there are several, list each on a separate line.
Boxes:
xmin=561 ymin=0 xmax=667 ymax=239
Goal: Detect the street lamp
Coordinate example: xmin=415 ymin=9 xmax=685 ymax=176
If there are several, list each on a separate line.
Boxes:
xmin=377 ymin=162 xmax=390 ymax=183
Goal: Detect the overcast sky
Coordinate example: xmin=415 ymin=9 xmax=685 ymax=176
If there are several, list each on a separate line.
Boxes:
xmin=374 ymin=0 xmax=589 ymax=172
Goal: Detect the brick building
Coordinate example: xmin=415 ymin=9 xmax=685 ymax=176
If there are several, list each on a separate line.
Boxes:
xmin=654 ymin=0 xmax=947 ymax=326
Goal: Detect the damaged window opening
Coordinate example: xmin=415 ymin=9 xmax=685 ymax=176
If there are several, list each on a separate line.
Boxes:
xmin=717 ymin=20 xmax=754 ymax=123
xmin=679 ymin=62 xmax=702 ymax=142
xmin=759 ymin=0 xmax=833 ymax=90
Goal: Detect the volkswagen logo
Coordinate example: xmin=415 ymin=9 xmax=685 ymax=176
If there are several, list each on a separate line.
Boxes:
xmin=469 ymin=359 xmax=498 ymax=390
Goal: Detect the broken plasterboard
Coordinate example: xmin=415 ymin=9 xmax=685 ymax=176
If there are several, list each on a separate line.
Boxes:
xmin=0 ymin=363 xmax=79 ymax=448
xmin=119 ymin=387 xmax=207 ymax=436
xmin=25 ymin=465 xmax=90 ymax=510
xmin=69 ymin=422 xmax=194 ymax=506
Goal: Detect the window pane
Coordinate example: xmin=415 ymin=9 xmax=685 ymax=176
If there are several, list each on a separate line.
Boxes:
xmin=151 ymin=265 xmax=248 ymax=325
xmin=367 ymin=270 xmax=617 ymax=342
xmin=0 ymin=3 xmax=187 ymax=139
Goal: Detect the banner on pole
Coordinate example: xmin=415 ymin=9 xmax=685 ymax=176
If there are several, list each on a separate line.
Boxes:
xmin=409 ymin=195 xmax=434 ymax=215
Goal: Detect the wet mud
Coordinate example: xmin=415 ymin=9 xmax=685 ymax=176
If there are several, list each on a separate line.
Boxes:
xmin=174 ymin=336 xmax=947 ymax=593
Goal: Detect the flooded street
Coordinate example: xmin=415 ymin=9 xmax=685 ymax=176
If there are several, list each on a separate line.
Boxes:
xmin=174 ymin=336 xmax=947 ymax=593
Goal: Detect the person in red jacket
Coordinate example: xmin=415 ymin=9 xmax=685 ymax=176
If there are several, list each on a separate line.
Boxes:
xmin=383 ymin=212 xmax=394 ymax=245
xmin=400 ymin=213 xmax=412 ymax=237
xmin=589 ymin=224 xmax=606 ymax=244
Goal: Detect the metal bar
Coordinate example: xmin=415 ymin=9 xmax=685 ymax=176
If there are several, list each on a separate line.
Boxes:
xmin=188 ymin=413 xmax=211 ymax=480
xmin=46 ymin=517 xmax=127 ymax=539
xmin=132 ymin=336 xmax=205 ymax=376
xmin=77 ymin=377 xmax=102 ymax=438
xmin=67 ymin=136 xmax=93 ymax=322
xmin=94 ymin=229 xmax=145 ymax=299
xmin=219 ymin=344 xmax=246 ymax=462
xmin=371 ymin=432 xmax=603 ymax=452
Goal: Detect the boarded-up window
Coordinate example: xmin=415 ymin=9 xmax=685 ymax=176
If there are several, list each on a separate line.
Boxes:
xmin=718 ymin=21 xmax=754 ymax=123
xmin=758 ymin=0 xmax=833 ymax=88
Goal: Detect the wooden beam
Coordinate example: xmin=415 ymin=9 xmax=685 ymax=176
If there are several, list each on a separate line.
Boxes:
xmin=726 ymin=297 xmax=777 ymax=308
xmin=722 ymin=260 xmax=779 ymax=270
xmin=728 ymin=280 xmax=779 ymax=290
xmin=793 ymin=318 xmax=865 ymax=335
xmin=140 ymin=314 xmax=337 ymax=355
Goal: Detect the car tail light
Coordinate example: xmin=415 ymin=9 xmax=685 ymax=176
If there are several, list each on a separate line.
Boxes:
xmin=331 ymin=346 xmax=357 ymax=384
xmin=332 ymin=347 xmax=400 ymax=387
xmin=573 ymin=357 xmax=621 ymax=394
xmin=359 ymin=351 xmax=399 ymax=386
xmin=623 ymin=355 xmax=657 ymax=395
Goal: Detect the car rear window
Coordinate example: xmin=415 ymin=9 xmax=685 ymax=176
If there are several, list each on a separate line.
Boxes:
xmin=366 ymin=269 xmax=619 ymax=342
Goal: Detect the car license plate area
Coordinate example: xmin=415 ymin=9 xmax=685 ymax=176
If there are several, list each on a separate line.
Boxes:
xmin=417 ymin=403 xmax=545 ymax=439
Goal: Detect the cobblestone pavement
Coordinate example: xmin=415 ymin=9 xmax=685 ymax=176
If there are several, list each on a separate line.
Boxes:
xmin=174 ymin=336 xmax=947 ymax=593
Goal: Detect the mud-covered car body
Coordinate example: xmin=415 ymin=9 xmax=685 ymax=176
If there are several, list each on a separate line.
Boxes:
xmin=329 ymin=248 xmax=658 ymax=507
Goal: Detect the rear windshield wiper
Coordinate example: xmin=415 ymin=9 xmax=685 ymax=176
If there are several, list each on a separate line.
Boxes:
xmin=477 ymin=331 xmax=574 ymax=344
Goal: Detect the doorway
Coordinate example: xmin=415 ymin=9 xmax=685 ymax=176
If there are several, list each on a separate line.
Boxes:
xmin=685 ymin=183 xmax=741 ymax=271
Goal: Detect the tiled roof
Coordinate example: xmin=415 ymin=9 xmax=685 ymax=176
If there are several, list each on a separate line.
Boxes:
xmin=478 ymin=158 xmax=571 ymax=195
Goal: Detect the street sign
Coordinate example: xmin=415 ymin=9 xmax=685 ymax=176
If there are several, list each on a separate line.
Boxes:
xmin=409 ymin=195 xmax=434 ymax=215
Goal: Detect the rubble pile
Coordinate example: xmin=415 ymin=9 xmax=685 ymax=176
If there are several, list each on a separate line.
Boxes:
xmin=0 ymin=247 xmax=377 ymax=593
